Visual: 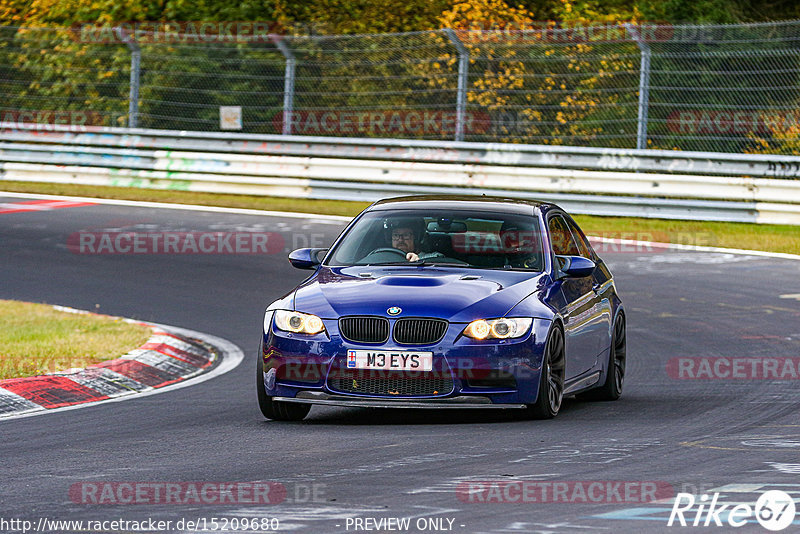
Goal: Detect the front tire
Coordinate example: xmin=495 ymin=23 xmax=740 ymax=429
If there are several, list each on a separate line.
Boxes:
xmin=578 ymin=313 xmax=626 ymax=401
xmin=522 ymin=325 xmax=565 ymax=419
xmin=256 ymin=357 xmax=311 ymax=421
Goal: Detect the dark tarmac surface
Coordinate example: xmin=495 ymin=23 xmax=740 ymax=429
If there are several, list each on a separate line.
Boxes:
xmin=1 ymin=194 xmax=799 ymax=533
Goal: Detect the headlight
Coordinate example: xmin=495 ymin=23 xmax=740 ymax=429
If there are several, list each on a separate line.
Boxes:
xmin=463 ymin=318 xmax=532 ymax=340
xmin=274 ymin=310 xmax=326 ymax=335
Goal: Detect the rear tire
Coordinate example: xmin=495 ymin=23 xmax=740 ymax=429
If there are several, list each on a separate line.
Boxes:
xmin=256 ymin=357 xmax=311 ymax=421
xmin=522 ymin=325 xmax=565 ymax=419
xmin=578 ymin=313 xmax=626 ymax=402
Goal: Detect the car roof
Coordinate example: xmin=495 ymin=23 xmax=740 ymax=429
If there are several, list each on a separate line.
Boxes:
xmin=368 ymin=195 xmax=561 ymax=216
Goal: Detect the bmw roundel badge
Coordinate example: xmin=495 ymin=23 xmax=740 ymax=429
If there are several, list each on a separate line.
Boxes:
xmin=387 ymin=306 xmax=402 ymax=316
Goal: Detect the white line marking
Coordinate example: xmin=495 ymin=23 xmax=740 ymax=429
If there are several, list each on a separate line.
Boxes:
xmin=0 ymin=200 xmax=94 ymax=212
xmin=0 ymin=191 xmax=350 ymax=224
xmin=779 ymin=294 xmax=800 ymax=300
xmin=766 ymin=462 xmax=800 ymax=474
xmin=0 ymin=202 xmax=56 ymax=210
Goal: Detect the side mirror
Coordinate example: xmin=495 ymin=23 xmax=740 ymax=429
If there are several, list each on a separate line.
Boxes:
xmin=556 ymin=255 xmax=595 ymax=278
xmin=288 ymin=248 xmax=328 ymax=270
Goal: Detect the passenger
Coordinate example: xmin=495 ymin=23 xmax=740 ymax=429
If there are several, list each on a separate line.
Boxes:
xmin=500 ymin=222 xmax=540 ymax=269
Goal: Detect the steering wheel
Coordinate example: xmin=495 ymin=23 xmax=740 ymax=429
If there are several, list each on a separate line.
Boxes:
xmin=359 ymin=247 xmax=410 ymax=263
xmin=369 ymin=247 xmax=408 ymax=257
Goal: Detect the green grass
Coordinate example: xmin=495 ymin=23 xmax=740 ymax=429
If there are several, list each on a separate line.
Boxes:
xmin=571 ymin=215 xmax=800 ymax=255
xmin=2 ymin=181 xmax=799 ymax=255
xmin=0 ymin=300 xmax=152 ymax=380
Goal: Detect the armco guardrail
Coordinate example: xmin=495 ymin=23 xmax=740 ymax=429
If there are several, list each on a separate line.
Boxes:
xmin=5 ymin=123 xmax=800 ymax=178
xmin=1 ymin=124 xmax=800 ymax=225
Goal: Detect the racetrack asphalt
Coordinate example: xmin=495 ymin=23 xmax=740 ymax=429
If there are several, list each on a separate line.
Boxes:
xmin=1 ymin=193 xmax=799 ymax=533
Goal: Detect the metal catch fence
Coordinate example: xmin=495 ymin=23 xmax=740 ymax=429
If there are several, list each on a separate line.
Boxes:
xmin=1 ymin=21 xmax=799 ymax=154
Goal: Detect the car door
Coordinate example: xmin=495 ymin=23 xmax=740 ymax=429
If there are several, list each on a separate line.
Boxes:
xmin=564 ymin=215 xmax=614 ymax=362
xmin=547 ymin=213 xmax=599 ymax=379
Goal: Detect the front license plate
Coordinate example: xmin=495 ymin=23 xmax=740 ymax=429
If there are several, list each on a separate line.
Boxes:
xmin=346 ymin=350 xmax=433 ymax=371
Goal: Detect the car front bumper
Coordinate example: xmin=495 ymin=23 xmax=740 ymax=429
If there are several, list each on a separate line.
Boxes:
xmin=260 ymin=317 xmax=552 ymax=406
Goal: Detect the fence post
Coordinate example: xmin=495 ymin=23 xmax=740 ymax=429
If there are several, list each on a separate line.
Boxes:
xmin=443 ymin=29 xmax=469 ymax=142
xmin=115 ymin=27 xmax=140 ymax=129
xmin=625 ymin=23 xmax=651 ymax=151
xmin=271 ymin=35 xmax=296 ymax=135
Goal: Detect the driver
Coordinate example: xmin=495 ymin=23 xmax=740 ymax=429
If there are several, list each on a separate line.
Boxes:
xmin=390 ymin=226 xmax=419 ymax=261
xmin=389 ymin=220 xmax=443 ymax=262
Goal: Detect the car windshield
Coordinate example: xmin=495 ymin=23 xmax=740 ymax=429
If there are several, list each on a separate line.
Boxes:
xmin=325 ymin=208 xmax=544 ymax=271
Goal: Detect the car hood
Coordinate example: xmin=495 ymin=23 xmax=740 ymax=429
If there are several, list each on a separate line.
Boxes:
xmin=292 ymin=266 xmax=550 ymax=322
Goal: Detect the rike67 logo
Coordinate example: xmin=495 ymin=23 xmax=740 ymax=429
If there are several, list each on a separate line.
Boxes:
xmin=668 ymin=490 xmax=796 ymax=531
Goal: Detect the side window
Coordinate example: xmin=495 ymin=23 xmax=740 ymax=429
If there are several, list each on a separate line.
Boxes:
xmin=565 ymin=217 xmax=593 ymax=259
xmin=548 ymin=215 xmax=580 ymax=256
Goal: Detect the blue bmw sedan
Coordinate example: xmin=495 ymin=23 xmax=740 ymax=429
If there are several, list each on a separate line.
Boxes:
xmin=258 ymin=196 xmax=625 ymax=420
